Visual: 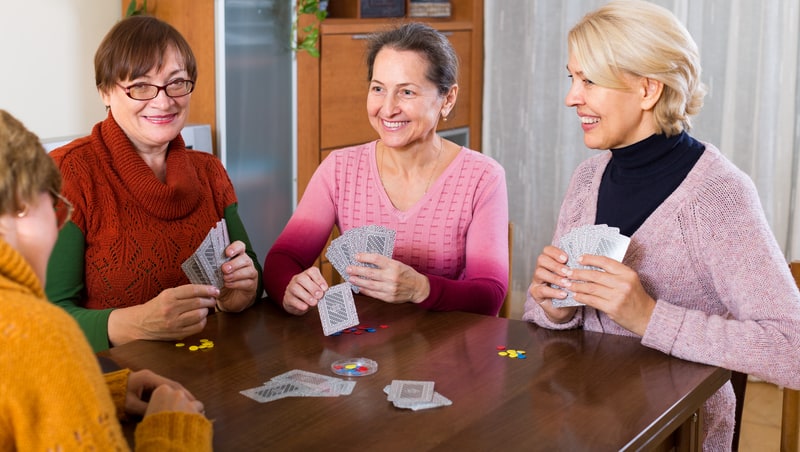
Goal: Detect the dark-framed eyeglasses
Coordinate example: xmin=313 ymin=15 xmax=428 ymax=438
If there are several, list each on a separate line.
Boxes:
xmin=117 ymin=79 xmax=195 ymax=101
xmin=50 ymin=189 xmax=73 ymax=229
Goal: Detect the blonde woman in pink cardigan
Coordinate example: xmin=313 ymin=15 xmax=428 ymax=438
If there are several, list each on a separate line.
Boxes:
xmin=524 ymin=1 xmax=800 ymax=450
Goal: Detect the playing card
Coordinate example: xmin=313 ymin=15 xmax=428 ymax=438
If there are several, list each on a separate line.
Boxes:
xmin=552 ymin=224 xmax=631 ymax=308
xmin=318 ymin=283 xmax=359 ymax=336
xmin=239 ymin=380 xmax=306 ymax=403
xmin=181 ymin=219 xmax=231 ymax=289
xmin=271 ymin=369 xmax=341 ymax=394
xmin=383 ymin=384 xmax=452 ymax=411
xmin=388 ymin=380 xmax=435 ymax=405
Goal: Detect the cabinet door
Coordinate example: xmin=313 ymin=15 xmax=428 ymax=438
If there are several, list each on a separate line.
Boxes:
xmin=320 ymin=30 xmax=471 ymax=151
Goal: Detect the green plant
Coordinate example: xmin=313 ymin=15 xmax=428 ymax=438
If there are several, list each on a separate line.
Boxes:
xmin=292 ymin=0 xmax=327 ymax=58
xmin=125 ymin=0 xmax=148 ymax=16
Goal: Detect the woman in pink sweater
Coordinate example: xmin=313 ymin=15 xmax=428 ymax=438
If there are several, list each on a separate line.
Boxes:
xmin=523 ymin=1 xmax=800 ymax=450
xmin=264 ymin=23 xmax=508 ymax=316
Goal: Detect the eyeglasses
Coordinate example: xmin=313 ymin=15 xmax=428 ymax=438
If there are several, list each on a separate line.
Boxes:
xmin=50 ymin=190 xmax=73 ymax=229
xmin=117 ymin=79 xmax=195 ymax=101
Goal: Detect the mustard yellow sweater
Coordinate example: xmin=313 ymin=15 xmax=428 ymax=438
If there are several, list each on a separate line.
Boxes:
xmin=0 ymin=241 xmax=212 ymax=451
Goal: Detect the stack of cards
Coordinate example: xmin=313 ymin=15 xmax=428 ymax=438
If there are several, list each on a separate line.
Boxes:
xmin=318 ymin=283 xmax=360 ymax=336
xmin=325 ymin=225 xmax=396 ymax=293
xmin=181 ymin=219 xmax=230 ymax=289
xmin=551 ymin=224 xmax=631 ymax=308
xmin=383 ymin=380 xmax=452 ymax=411
xmin=240 ymin=369 xmax=356 ymax=403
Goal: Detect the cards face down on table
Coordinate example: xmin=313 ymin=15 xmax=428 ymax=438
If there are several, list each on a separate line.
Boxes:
xmin=325 ymin=225 xmax=396 ymax=294
xmin=551 ymin=224 xmax=631 ymax=308
xmin=240 ymin=369 xmax=357 ymax=403
xmin=318 ymin=283 xmax=360 ymax=336
xmin=384 ymin=380 xmax=452 ymax=411
xmin=181 ymin=219 xmax=230 ymax=289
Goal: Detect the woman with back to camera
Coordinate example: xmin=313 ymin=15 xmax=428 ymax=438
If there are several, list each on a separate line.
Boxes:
xmin=523 ymin=1 xmax=800 ymax=449
xmin=47 ymin=15 xmax=262 ymax=352
xmin=0 ymin=109 xmax=211 ymax=450
xmin=264 ymin=22 xmax=508 ymax=316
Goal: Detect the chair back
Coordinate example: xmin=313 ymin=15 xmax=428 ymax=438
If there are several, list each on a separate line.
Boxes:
xmin=498 ymin=222 xmax=513 ymax=318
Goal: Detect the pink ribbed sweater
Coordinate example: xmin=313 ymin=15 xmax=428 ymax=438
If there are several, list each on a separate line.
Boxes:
xmin=523 ymin=143 xmax=800 ymax=450
xmin=264 ymin=141 xmax=509 ymax=315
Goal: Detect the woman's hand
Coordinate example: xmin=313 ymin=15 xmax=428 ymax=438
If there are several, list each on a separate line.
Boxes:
xmin=565 ymin=254 xmax=656 ymax=336
xmin=107 ymin=285 xmax=219 ymax=346
xmin=125 ymin=369 xmax=200 ymax=416
xmin=283 ymin=266 xmax=328 ymax=315
xmin=346 ymin=253 xmax=430 ymax=304
xmin=144 ymin=384 xmax=206 ymax=417
xmin=217 ymin=240 xmax=259 ymax=312
xmin=529 ymin=245 xmax=579 ymax=323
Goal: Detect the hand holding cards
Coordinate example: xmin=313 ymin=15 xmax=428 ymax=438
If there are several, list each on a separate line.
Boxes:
xmin=325 ymin=225 xmax=396 ymax=294
xmin=551 ymin=224 xmax=631 ymax=308
xmin=318 ymin=225 xmax=395 ymax=335
xmin=181 ymin=219 xmax=230 ymax=289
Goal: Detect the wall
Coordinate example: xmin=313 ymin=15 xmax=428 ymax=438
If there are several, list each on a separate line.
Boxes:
xmin=1 ymin=1 xmax=119 ymax=140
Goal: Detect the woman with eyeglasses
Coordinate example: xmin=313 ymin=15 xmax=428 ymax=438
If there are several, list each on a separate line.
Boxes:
xmin=0 ymin=109 xmax=211 ymax=450
xmin=47 ymin=15 xmax=262 ymax=352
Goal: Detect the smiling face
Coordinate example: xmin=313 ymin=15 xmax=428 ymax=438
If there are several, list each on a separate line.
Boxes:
xmin=100 ymin=46 xmax=191 ymax=154
xmin=367 ymin=48 xmax=454 ymax=150
xmin=565 ymin=53 xmax=658 ymax=150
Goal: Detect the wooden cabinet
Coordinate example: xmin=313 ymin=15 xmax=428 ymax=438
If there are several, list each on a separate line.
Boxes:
xmin=297 ymin=0 xmax=485 ymax=198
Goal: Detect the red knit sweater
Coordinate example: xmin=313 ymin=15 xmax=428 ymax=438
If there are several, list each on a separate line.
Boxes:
xmin=49 ymin=114 xmax=237 ymax=310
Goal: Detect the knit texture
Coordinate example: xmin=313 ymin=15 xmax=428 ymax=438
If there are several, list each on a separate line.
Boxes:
xmin=264 ymin=141 xmax=509 ymax=315
xmin=0 ymin=240 xmax=212 ymax=451
xmin=523 ymin=142 xmax=800 ymax=451
xmin=48 ymin=114 xmax=237 ymax=310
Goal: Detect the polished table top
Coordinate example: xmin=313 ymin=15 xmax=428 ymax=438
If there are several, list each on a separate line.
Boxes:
xmin=101 ymin=297 xmax=729 ymax=451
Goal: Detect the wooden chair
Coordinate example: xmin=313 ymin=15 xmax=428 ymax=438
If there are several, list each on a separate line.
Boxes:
xmin=732 ymin=261 xmax=800 ymax=452
xmin=498 ymin=222 xmax=514 ymax=318
xmin=782 ymin=261 xmax=800 ymax=452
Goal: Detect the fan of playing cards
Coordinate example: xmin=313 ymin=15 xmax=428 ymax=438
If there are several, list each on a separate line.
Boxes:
xmin=317 ymin=225 xmax=397 ymax=336
xmin=181 ymin=219 xmax=230 ymax=289
xmin=551 ymin=224 xmax=631 ymax=308
xmin=325 ymin=225 xmax=396 ymax=294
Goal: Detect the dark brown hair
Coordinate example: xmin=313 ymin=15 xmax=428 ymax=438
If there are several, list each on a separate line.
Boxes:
xmin=94 ymin=15 xmax=197 ymax=92
xmin=366 ymin=22 xmax=458 ymax=96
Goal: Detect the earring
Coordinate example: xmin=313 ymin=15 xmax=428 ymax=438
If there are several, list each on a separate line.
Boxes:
xmin=441 ymin=111 xmax=449 ymax=122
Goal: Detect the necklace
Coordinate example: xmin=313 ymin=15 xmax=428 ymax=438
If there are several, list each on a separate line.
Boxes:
xmin=379 ymin=139 xmax=444 ymax=195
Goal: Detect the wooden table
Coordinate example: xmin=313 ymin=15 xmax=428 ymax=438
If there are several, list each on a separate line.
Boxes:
xmin=101 ymin=297 xmax=729 ymax=451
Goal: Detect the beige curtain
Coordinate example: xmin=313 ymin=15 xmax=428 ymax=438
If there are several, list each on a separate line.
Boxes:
xmin=483 ymin=0 xmax=800 ymax=312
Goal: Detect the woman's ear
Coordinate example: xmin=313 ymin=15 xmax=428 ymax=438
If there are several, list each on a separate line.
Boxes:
xmin=640 ymin=78 xmax=663 ymax=111
xmin=441 ymin=84 xmax=459 ymax=118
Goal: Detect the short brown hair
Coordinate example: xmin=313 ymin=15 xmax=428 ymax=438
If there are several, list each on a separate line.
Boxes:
xmin=366 ymin=22 xmax=458 ymax=97
xmin=0 ymin=110 xmax=61 ymax=215
xmin=94 ymin=15 xmax=197 ymax=92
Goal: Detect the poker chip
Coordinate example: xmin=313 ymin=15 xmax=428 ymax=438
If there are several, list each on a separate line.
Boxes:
xmin=177 ymin=338 xmax=215 ymax=351
xmin=331 ymin=357 xmax=378 ymax=377
xmin=496 ymin=345 xmax=527 ymax=359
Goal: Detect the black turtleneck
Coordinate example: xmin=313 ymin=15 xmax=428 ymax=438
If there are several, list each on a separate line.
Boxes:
xmin=596 ymin=131 xmax=705 ymax=237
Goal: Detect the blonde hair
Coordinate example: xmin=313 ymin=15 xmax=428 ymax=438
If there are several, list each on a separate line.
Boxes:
xmin=0 ymin=110 xmax=62 ymax=215
xmin=568 ymin=0 xmax=706 ymax=136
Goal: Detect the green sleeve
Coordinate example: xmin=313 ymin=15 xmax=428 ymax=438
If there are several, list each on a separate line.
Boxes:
xmin=45 ymin=222 xmax=113 ymax=352
xmin=224 ymin=203 xmax=264 ymax=300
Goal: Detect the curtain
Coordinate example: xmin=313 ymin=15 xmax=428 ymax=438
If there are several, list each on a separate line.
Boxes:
xmin=483 ymin=0 xmax=800 ymax=312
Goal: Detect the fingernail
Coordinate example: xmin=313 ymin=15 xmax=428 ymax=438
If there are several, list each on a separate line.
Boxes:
xmin=561 ymin=267 xmax=572 ymax=276
xmin=560 ymin=278 xmax=571 ymax=287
